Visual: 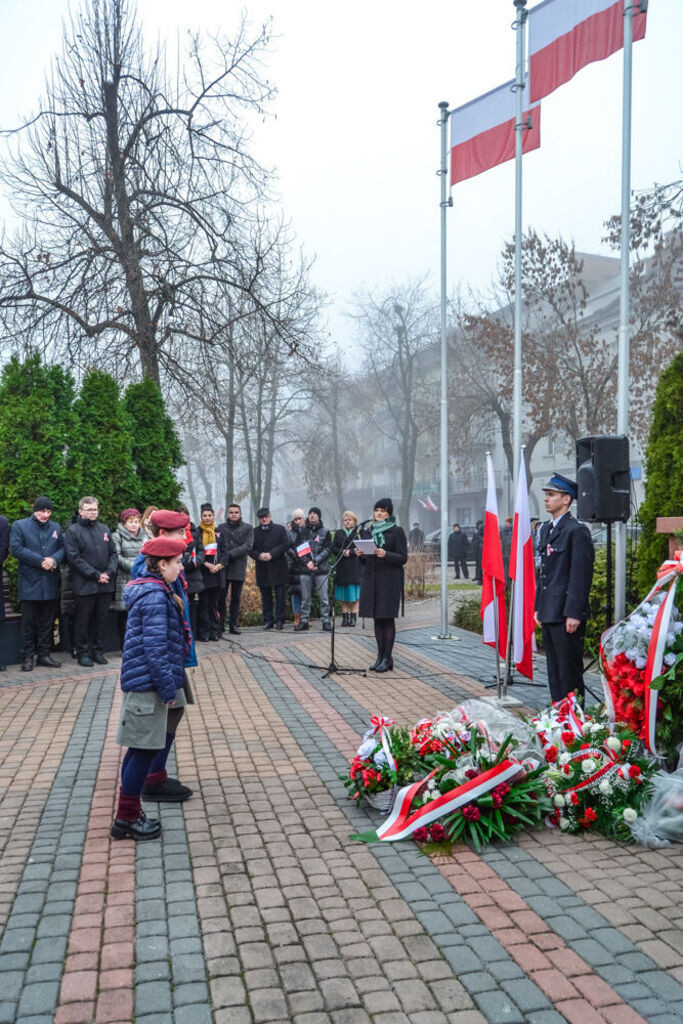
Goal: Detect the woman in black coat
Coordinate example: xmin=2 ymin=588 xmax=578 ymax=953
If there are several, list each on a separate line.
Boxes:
xmin=357 ymin=497 xmax=407 ymax=672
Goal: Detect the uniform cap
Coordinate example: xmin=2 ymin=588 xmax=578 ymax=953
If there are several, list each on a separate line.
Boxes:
xmin=541 ymin=474 xmax=577 ymax=500
xmin=149 ymin=510 xmax=190 ymax=530
xmin=141 ymin=536 xmax=187 ymax=558
xmin=256 ymin=507 xmax=270 ymax=518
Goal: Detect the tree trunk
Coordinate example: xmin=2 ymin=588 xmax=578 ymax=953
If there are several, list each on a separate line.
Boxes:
xmin=185 ymin=458 xmax=199 ymax=522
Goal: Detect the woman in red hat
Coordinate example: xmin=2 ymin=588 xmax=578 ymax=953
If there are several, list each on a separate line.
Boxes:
xmin=111 ymin=535 xmax=189 ymax=841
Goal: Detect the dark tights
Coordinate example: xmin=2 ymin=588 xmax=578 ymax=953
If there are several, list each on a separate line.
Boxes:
xmin=373 ymin=617 xmax=396 ymax=661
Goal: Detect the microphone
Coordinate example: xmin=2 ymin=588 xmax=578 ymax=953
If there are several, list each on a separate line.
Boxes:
xmin=356 ymin=518 xmax=373 ymax=531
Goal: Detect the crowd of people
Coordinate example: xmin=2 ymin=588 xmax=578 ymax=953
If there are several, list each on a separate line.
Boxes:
xmin=2 ymin=475 xmax=592 ymax=842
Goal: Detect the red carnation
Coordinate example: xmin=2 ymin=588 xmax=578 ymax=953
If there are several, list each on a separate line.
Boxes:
xmin=412 ymin=826 xmax=428 ymax=843
xmin=462 ymin=804 xmax=481 ymax=822
xmin=622 ymin=739 xmax=631 ymax=748
xmin=629 ymin=765 xmax=641 ymax=778
xmin=544 ymin=746 xmax=558 ymax=763
xmin=429 ymin=823 xmax=447 ymax=842
xmin=569 ymin=792 xmax=579 ymax=805
xmin=561 ymin=731 xmax=575 ymax=746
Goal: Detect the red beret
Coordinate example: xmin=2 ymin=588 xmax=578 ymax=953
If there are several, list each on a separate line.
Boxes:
xmin=149 ymin=510 xmax=189 ymax=530
xmin=141 ymin=536 xmax=187 ymax=558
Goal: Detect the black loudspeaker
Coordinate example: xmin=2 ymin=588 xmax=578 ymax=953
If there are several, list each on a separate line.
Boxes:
xmin=576 ymin=435 xmax=631 ymax=523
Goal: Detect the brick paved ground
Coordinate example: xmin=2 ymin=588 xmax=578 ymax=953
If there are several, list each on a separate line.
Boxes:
xmin=0 ymin=604 xmax=681 ymax=1024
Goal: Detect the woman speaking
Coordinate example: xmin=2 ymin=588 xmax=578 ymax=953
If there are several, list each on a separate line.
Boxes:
xmin=357 ymin=498 xmax=407 ymax=672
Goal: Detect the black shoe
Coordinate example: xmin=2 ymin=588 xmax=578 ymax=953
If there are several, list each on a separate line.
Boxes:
xmin=341 ymin=613 xmax=349 ymax=627
xmin=110 ymin=816 xmax=162 ymax=841
xmin=374 ymin=656 xmax=393 ymax=673
xmin=209 ymin=635 xmax=220 ymax=642
xmin=78 ymin=655 xmax=94 ymax=667
xmin=92 ymin=653 xmax=109 ymax=665
xmin=368 ymin=654 xmax=383 ymax=672
xmin=350 ymin=614 xmax=357 ymax=627
xmin=322 ymin=622 xmax=332 ymax=632
xmin=275 ymin=622 xmax=284 ymax=630
xmin=294 ymin=621 xmax=309 ymax=632
xmin=0 ymin=664 xmax=6 ymax=672
xmin=21 ymin=657 xmax=34 ymax=672
xmin=196 ymin=635 xmax=210 ymax=642
xmin=36 ymin=655 xmax=62 ymax=668
xmin=262 ymin=623 xmax=274 ymax=631
xmin=229 ymin=626 xmax=241 ymax=635
xmin=142 ymin=777 xmax=193 ymax=803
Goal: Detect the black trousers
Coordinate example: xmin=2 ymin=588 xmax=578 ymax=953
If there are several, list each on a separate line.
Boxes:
xmin=542 ymin=620 xmax=586 ymax=701
xmin=225 ymin=579 xmax=244 ymax=628
xmin=74 ymin=592 xmax=111 ymax=657
xmin=198 ymin=587 xmax=222 ymax=639
xmin=260 ymin=585 xmax=285 ymax=626
xmin=453 ymin=557 xmax=469 ymax=579
xmin=20 ymin=600 xmax=58 ymax=659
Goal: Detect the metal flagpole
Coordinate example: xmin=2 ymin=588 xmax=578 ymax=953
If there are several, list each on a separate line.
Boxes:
xmin=436 ymin=100 xmax=455 ymax=641
xmin=615 ymin=0 xmax=634 ymax=623
xmin=512 ymin=0 xmax=527 ymax=507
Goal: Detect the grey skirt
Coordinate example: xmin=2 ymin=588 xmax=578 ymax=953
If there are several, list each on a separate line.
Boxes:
xmin=116 ymin=686 xmax=187 ymax=750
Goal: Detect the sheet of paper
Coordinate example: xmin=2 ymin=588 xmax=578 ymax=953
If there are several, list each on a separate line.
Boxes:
xmin=353 ymin=539 xmax=377 ymax=554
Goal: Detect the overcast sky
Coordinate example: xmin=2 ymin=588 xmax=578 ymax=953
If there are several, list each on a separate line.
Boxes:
xmin=0 ymin=0 xmax=680 ymax=350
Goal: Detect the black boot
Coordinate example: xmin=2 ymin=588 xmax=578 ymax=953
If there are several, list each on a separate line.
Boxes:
xmin=110 ymin=814 xmax=161 ymax=841
xmin=350 ymin=613 xmax=357 ymax=627
xmin=341 ymin=612 xmax=349 ymax=627
xmin=374 ymin=656 xmax=393 ymax=673
xmin=369 ymin=650 xmax=383 ymax=671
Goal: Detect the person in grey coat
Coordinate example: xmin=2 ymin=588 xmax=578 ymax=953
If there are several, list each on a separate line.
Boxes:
xmin=217 ymin=503 xmax=253 ymax=635
xmin=10 ymin=496 xmax=65 ymax=671
xmin=111 ymin=508 xmax=145 ymax=647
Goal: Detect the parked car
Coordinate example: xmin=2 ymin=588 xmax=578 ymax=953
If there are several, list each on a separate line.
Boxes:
xmin=424 ymin=526 xmax=476 ymax=560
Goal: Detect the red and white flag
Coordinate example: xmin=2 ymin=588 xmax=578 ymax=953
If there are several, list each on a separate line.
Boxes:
xmin=418 ymin=495 xmax=438 ymax=512
xmin=450 ymin=79 xmax=541 ymax=185
xmin=481 ymin=455 xmax=507 ymax=659
xmin=296 ymin=541 xmax=312 ymax=559
xmin=509 ymin=452 xmax=537 ymax=679
xmin=529 ymin=0 xmax=647 ymax=103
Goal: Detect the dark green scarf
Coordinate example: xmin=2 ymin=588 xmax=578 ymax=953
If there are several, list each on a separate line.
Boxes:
xmin=370 ymin=516 xmax=395 ymax=548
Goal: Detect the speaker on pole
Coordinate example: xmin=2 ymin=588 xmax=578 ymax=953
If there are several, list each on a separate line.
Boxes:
xmin=576 ymin=435 xmax=630 ymax=523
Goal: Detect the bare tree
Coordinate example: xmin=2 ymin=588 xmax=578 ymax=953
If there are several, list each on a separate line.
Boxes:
xmin=0 ymin=0 xmax=304 ymax=383
xmin=352 ymin=279 xmax=436 ymax=527
xmin=299 ymin=358 xmax=360 ymax=516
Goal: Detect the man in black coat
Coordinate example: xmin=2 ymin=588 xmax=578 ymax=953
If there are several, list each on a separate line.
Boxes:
xmin=10 ymin=496 xmax=65 ymax=671
xmin=534 ymin=474 xmax=595 ymax=702
xmin=249 ymin=507 xmax=289 ymax=630
xmin=447 ymin=523 xmax=469 ymax=579
xmin=64 ymin=496 xmax=118 ymax=667
xmin=0 ymin=511 xmax=8 ymax=672
xmin=472 ymin=520 xmax=484 ymax=584
xmin=217 ymin=503 xmax=254 ymax=635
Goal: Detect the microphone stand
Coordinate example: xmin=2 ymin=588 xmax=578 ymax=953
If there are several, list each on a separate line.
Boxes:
xmin=304 ymin=526 xmax=368 ymax=678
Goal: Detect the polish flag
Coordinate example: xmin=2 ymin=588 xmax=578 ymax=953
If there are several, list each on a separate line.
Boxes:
xmin=529 ymin=0 xmax=647 ymax=103
xmin=481 ymin=455 xmax=507 ymax=659
xmin=418 ymin=495 xmax=438 ymax=512
xmin=450 ymin=80 xmax=541 ymax=185
xmin=296 ymin=541 xmax=312 ymax=559
xmin=508 ymin=452 xmax=537 ymax=679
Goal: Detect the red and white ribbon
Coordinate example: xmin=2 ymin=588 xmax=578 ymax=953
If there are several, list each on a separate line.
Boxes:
xmin=370 ymin=760 xmax=521 ymax=843
xmin=642 ymin=580 xmax=678 ymax=755
xmin=370 ymin=715 xmax=397 ymax=772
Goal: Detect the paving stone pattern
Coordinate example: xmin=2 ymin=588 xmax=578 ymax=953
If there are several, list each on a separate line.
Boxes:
xmin=0 ymin=620 xmax=681 ymax=1024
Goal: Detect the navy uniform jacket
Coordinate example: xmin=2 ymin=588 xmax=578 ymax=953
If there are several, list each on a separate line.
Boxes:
xmin=249 ymin=523 xmax=290 ymax=587
xmin=535 ymin=513 xmax=594 ymax=623
xmin=10 ymin=515 xmax=65 ymax=601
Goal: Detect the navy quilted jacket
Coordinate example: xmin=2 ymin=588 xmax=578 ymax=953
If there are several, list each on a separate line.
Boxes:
xmin=120 ymin=574 xmax=185 ymax=703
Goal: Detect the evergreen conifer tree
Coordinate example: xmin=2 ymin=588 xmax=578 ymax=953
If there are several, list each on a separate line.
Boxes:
xmin=637 ymin=351 xmax=683 ymax=592
xmin=0 ymin=353 xmax=80 ymax=524
xmin=71 ymin=369 xmax=138 ymax=528
xmin=123 ymin=378 xmax=183 ymax=510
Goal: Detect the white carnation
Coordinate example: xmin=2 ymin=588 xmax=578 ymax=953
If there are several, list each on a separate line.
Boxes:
xmin=664 ymin=653 xmax=677 ymax=667
xmin=559 ymin=818 xmax=571 ymax=831
xmin=581 ymin=758 xmax=597 ymax=775
xmin=606 ymin=737 xmax=621 ymax=752
xmin=553 ymin=794 xmax=566 ymax=808
xmin=635 ymin=657 xmax=647 ymax=670
xmin=598 ymin=780 xmax=613 ymax=795
xmin=623 ymin=807 xmax=638 ymax=823
xmin=558 ymin=753 xmax=571 ymax=766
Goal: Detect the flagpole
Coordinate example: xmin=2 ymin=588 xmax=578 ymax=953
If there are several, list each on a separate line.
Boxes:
xmin=615 ymin=0 xmax=634 ymax=623
xmin=437 ymin=100 xmax=454 ymax=640
xmin=512 ymin=0 xmax=527 ymax=507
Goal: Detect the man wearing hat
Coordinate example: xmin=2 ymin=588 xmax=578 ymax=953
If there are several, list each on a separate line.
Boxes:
xmin=296 ymin=507 xmax=332 ymax=632
xmin=10 ymin=498 xmax=65 ymax=671
xmin=535 ymin=474 xmax=595 ymax=701
xmin=249 ymin=508 xmax=290 ymax=630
